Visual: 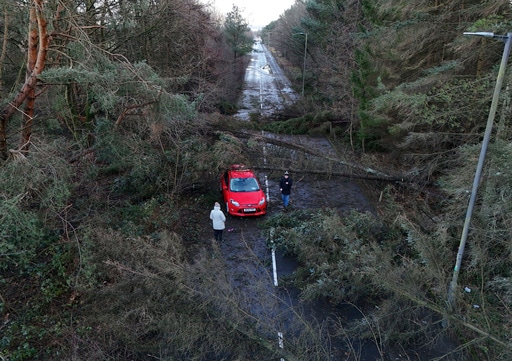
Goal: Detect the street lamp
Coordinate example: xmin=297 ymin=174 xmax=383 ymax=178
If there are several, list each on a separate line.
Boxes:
xmin=446 ymin=32 xmax=512 ymax=313
xmin=295 ymin=32 xmax=308 ymax=97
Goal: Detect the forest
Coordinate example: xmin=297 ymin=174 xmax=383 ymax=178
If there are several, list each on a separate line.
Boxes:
xmin=1 ymin=0 xmax=512 ymax=360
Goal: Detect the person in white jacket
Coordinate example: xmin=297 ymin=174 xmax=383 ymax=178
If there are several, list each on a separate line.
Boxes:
xmin=210 ymin=202 xmax=226 ymax=242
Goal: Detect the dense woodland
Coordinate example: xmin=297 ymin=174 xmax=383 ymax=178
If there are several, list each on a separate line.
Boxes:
xmin=1 ymin=0 xmax=512 ymax=360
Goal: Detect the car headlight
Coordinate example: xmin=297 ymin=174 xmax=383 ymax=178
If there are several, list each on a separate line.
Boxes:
xmin=259 ymin=197 xmax=266 ymax=206
xmin=230 ymin=199 xmax=240 ymax=207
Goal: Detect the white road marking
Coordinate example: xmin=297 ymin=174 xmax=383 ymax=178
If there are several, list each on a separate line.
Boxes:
xmin=265 ymin=175 xmax=269 ymax=203
xmin=272 ymin=247 xmax=278 ymax=287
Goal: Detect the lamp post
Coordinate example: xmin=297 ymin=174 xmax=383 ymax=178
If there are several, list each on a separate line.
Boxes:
xmin=446 ymin=32 xmax=512 ymax=312
xmin=295 ymin=32 xmax=308 ymax=97
xmin=301 ymin=32 xmax=308 ymax=97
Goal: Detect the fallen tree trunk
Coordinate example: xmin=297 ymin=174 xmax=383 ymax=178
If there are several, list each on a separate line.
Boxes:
xmin=253 ymin=165 xmax=406 ymax=183
xmin=227 ymin=130 xmax=422 ymax=183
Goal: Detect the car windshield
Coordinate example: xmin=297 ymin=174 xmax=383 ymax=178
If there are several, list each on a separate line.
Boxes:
xmin=230 ymin=177 xmax=260 ymax=192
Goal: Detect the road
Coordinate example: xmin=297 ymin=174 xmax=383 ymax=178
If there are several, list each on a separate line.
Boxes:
xmin=236 ymin=39 xmax=299 ymax=120
xmin=207 ymin=38 xmax=381 ymax=360
xmin=193 ymin=37 xmax=462 ymax=361
xmin=202 ymin=42 xmax=382 ymax=356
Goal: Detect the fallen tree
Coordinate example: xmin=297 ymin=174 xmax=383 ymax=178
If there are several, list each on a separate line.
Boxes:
xmin=228 ymin=129 xmax=435 ymax=185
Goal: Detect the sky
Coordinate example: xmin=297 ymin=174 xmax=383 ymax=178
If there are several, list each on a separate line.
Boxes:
xmin=202 ymin=0 xmax=296 ymax=29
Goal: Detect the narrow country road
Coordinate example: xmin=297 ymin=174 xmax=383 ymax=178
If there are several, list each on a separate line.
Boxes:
xmin=192 ymin=38 xmax=457 ymax=360
xmin=199 ymin=38 xmax=384 ymax=360
xmin=236 ymin=39 xmax=298 ymax=120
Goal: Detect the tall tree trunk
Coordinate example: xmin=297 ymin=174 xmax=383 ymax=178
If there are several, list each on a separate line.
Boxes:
xmin=0 ymin=0 xmax=49 ymax=160
xmin=0 ymin=5 xmax=9 ymax=93
xmin=20 ymin=3 xmax=39 ymax=152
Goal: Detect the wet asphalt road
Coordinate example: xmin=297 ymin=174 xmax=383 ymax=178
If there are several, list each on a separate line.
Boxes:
xmin=206 ymin=37 xmax=382 ymax=360
xmin=211 ymin=170 xmax=377 ymax=360
xmin=193 ymin=34 xmax=465 ymax=361
xmin=236 ymin=39 xmax=298 ymax=120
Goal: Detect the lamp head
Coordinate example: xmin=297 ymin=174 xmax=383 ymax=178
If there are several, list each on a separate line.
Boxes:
xmin=463 ymin=32 xmax=495 ymax=38
xmin=463 ymin=32 xmax=510 ymax=41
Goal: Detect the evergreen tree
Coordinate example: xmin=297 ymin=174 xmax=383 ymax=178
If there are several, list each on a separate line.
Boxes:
xmin=223 ymin=5 xmax=253 ymax=62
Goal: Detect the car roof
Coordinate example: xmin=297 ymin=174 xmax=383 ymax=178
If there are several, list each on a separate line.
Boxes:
xmin=227 ymin=165 xmax=256 ymax=178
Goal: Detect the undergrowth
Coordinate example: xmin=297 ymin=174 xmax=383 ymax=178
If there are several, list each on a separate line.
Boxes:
xmin=260 ymin=197 xmax=512 ymax=360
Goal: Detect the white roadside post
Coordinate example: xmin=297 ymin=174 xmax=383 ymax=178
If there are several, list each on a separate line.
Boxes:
xmin=270 ymin=227 xmax=278 ymax=287
xmin=270 ymin=227 xmax=285 ymax=359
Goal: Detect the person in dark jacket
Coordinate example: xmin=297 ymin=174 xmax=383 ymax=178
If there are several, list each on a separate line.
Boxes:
xmin=210 ymin=202 xmax=226 ymax=242
xmin=279 ymin=171 xmax=293 ymax=208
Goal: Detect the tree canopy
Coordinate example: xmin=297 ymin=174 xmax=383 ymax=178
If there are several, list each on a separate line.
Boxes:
xmin=223 ymin=5 xmax=254 ymax=61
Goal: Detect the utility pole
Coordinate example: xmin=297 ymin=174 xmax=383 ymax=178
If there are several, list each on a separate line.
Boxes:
xmin=446 ymin=32 xmax=512 ymax=315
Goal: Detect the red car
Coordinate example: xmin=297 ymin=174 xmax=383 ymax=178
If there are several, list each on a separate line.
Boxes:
xmin=221 ymin=165 xmax=267 ymax=216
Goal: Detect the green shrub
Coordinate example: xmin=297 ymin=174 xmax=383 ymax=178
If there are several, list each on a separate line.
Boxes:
xmin=264 ymin=208 xmax=387 ymax=303
xmin=0 ymin=140 xmax=72 ymax=270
